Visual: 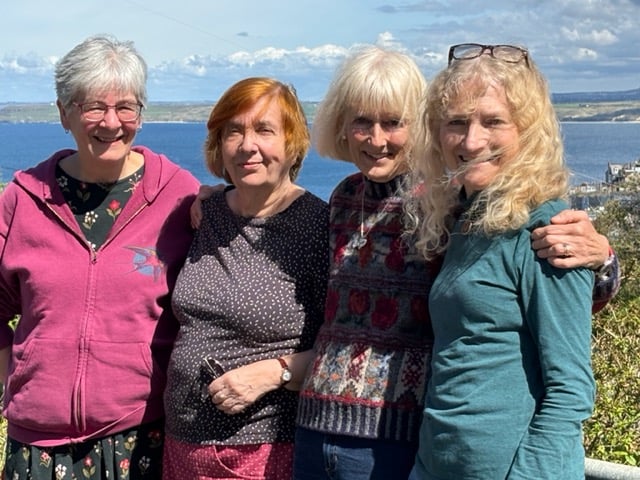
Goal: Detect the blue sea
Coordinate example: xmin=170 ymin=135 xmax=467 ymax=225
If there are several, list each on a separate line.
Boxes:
xmin=1 ymin=122 xmax=639 ymax=201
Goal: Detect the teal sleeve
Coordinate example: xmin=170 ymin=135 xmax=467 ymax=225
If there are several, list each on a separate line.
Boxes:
xmin=508 ymin=248 xmax=595 ymax=479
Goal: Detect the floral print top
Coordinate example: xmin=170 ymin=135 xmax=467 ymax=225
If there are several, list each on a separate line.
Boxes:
xmin=55 ymin=164 xmax=144 ymax=249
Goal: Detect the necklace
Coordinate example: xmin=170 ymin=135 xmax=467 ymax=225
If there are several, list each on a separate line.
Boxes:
xmin=351 ymin=185 xmax=392 ymax=250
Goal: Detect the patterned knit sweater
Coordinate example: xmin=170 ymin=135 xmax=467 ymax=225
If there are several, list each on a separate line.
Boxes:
xmin=296 ymin=172 xmax=441 ymax=443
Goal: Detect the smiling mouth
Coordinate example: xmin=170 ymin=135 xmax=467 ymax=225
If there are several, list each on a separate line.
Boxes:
xmin=95 ymin=135 xmax=123 ymax=143
xmin=239 ymin=161 xmax=262 ymax=168
xmin=459 ymin=154 xmax=498 ymax=164
xmin=364 ymin=151 xmax=394 ymax=161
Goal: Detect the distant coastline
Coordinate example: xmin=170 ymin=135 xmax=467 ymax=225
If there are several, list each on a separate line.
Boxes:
xmin=1 ymin=99 xmax=640 ymax=124
xmin=0 ymin=102 xmax=317 ymax=124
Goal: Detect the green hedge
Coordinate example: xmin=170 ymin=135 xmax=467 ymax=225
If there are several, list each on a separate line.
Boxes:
xmin=584 ymin=198 xmax=640 ymax=466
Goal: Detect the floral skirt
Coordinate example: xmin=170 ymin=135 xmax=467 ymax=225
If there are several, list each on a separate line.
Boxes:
xmin=3 ymin=419 xmax=164 ymax=480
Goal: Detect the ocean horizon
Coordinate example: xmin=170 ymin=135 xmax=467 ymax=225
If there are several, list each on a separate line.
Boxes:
xmin=2 ymin=121 xmax=640 ymax=202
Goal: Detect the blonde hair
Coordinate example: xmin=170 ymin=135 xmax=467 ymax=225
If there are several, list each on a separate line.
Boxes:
xmin=204 ymin=77 xmax=310 ymax=183
xmin=412 ymin=52 xmax=568 ymax=259
xmin=312 ymin=45 xmax=427 ymax=167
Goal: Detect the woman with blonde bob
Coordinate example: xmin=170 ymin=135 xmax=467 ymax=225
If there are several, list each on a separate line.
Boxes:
xmin=410 ymin=44 xmax=595 ymax=479
xmin=163 ymin=77 xmax=329 ymax=479
xmin=292 ymin=46 xmax=436 ymax=480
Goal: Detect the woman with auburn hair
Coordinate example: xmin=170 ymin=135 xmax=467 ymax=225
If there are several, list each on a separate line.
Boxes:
xmin=163 ymin=77 xmax=329 ymax=479
xmin=410 ymin=44 xmax=595 ymax=479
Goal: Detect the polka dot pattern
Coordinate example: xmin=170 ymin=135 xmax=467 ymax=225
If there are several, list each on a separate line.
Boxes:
xmin=165 ymin=188 xmax=329 ymax=446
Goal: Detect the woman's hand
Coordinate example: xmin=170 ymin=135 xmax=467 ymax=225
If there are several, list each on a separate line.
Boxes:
xmin=207 ymin=359 xmax=282 ymax=415
xmin=190 ymin=184 xmax=224 ymax=229
xmin=206 ymin=350 xmax=315 ymax=415
xmin=530 ymin=209 xmax=610 ymax=270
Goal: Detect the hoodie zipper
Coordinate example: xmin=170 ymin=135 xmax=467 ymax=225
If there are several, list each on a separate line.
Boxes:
xmin=46 ymin=199 xmax=148 ymax=433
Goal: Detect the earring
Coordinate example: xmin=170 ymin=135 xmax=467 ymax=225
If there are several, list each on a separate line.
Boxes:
xmin=64 ymin=129 xmax=69 ymax=134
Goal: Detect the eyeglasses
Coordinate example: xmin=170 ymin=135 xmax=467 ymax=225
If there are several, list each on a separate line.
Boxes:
xmin=200 ymin=355 xmax=225 ymax=402
xmin=203 ymin=355 xmax=225 ymax=378
xmin=448 ymin=43 xmax=529 ymax=67
xmin=74 ymin=101 xmax=143 ymax=122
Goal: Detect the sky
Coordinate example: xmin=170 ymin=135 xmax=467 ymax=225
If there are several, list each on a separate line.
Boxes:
xmin=2 ymin=0 xmax=639 ymax=103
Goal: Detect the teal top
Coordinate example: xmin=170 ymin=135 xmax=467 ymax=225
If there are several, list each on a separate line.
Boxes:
xmin=414 ymin=198 xmax=595 ymax=480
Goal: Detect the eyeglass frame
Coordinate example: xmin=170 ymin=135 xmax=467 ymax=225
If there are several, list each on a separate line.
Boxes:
xmin=73 ymin=101 xmax=144 ymax=122
xmin=199 ymin=355 xmax=225 ymax=402
xmin=448 ymin=43 xmax=530 ymax=67
xmin=203 ymin=355 xmax=225 ymax=378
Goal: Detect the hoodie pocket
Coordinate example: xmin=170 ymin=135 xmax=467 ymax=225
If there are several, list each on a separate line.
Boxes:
xmin=7 ymin=337 xmax=80 ymax=434
xmin=6 ymin=338 xmax=165 ymax=436
xmin=82 ymin=340 xmax=165 ymax=430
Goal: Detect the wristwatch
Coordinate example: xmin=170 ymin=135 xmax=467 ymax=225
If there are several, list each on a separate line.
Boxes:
xmin=277 ymin=357 xmax=292 ymax=386
xmin=595 ymin=252 xmax=616 ymax=281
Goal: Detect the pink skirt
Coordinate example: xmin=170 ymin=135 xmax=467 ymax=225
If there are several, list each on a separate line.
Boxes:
xmin=163 ymin=435 xmax=294 ymax=480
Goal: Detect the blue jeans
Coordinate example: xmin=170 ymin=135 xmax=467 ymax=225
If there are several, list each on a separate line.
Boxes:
xmin=293 ymin=427 xmax=417 ymax=480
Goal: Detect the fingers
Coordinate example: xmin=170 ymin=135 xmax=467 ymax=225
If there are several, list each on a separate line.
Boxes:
xmin=549 ymin=208 xmax=590 ymax=226
xmin=190 ymin=184 xmax=226 ymax=229
xmin=190 ymin=197 xmax=203 ymax=229
xmin=210 ymin=388 xmax=247 ymax=415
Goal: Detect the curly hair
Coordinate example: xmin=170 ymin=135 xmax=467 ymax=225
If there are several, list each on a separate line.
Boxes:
xmin=412 ymin=51 xmax=568 ymax=260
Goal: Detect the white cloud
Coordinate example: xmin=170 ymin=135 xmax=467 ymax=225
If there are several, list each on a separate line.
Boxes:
xmin=574 ymin=48 xmax=599 ymax=61
xmin=1 ymin=0 xmax=639 ymax=101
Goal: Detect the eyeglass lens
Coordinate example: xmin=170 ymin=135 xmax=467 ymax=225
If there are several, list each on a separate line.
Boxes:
xmin=449 ymin=44 xmax=527 ymax=65
xmin=79 ymin=102 xmax=142 ymax=121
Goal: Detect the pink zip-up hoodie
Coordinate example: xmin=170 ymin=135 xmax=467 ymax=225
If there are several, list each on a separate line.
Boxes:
xmin=0 ymin=146 xmax=199 ymax=446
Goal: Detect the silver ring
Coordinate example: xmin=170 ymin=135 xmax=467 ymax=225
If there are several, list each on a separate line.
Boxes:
xmin=562 ymin=243 xmax=571 ymax=257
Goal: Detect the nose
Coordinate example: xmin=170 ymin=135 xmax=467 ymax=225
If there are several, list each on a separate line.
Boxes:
xmin=101 ymin=106 xmax=122 ymax=128
xmin=367 ymin=122 xmax=389 ymax=146
xmin=461 ymin=122 xmax=488 ymax=152
xmin=238 ymin=129 xmax=258 ymax=152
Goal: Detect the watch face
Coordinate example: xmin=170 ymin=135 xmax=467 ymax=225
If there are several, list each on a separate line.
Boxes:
xmin=282 ymin=369 xmax=292 ymax=382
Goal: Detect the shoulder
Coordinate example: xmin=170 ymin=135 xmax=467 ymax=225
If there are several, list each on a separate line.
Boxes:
xmin=136 ymin=145 xmax=200 ymax=194
xmin=279 ymin=191 xmax=329 ymax=240
xmin=525 ymin=199 xmax=569 ymax=232
xmin=330 ymin=172 xmax=364 ymax=201
xmin=0 ymin=181 xmax=20 ymax=222
xmin=299 ymin=190 xmax=329 ymax=212
xmin=287 ymin=191 xmax=329 ymax=225
xmin=14 ymin=150 xmax=72 ymax=188
xmin=202 ymin=187 xmax=229 ymax=212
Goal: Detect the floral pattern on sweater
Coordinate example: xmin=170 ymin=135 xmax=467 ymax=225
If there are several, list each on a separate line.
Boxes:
xmin=297 ymin=173 xmax=442 ymax=443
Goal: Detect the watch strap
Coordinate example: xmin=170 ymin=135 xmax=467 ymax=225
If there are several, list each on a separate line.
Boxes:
xmin=277 ymin=357 xmax=292 ymax=385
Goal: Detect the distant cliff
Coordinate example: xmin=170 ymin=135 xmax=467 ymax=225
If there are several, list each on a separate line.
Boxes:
xmin=552 ymin=87 xmax=640 ymax=103
xmin=2 ymin=91 xmax=640 ymax=123
xmin=551 ymin=88 xmax=640 ymax=122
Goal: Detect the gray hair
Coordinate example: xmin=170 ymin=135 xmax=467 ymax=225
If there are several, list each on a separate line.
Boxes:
xmin=55 ymin=34 xmax=148 ymax=109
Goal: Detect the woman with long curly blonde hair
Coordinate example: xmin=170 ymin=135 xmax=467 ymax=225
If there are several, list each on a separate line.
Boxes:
xmin=414 ymin=45 xmax=568 ymax=258
xmin=410 ymin=44 xmax=595 ymax=480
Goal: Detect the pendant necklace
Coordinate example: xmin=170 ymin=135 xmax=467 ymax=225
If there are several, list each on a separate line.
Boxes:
xmin=351 ymin=186 xmax=391 ymax=250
